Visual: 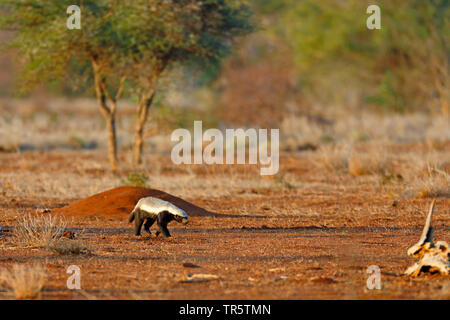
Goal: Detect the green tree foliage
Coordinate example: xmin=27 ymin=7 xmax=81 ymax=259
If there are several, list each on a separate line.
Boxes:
xmin=0 ymin=0 xmax=253 ymax=167
xmin=254 ymin=0 xmax=449 ymax=113
xmin=118 ymin=0 xmax=253 ymax=164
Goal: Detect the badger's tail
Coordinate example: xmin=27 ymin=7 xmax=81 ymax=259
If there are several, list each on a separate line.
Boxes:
xmin=128 ymin=208 xmax=137 ymax=223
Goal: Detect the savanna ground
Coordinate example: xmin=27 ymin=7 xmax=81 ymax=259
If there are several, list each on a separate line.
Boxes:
xmin=0 ymin=99 xmax=449 ymax=299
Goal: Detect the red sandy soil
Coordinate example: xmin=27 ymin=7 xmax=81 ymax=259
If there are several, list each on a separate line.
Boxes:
xmin=54 ymin=186 xmax=216 ymax=218
xmin=0 ymin=151 xmax=449 ymax=300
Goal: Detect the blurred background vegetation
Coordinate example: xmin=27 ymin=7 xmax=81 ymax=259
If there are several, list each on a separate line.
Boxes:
xmin=0 ymin=0 xmax=448 ymax=133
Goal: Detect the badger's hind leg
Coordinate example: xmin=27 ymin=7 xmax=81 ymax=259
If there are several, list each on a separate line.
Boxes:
xmin=134 ymin=211 xmax=144 ymax=236
xmin=144 ymin=217 xmax=155 ymax=235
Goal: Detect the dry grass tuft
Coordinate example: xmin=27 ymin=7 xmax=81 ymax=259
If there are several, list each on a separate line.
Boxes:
xmin=399 ymin=156 xmax=450 ymax=198
xmin=414 ymin=169 xmax=450 ymax=198
xmin=348 ymin=150 xmax=392 ymax=177
xmin=49 ymin=240 xmax=90 ymax=255
xmin=0 ymin=264 xmax=46 ymax=299
xmin=316 ymin=144 xmax=399 ymax=179
xmin=314 ymin=145 xmax=350 ymax=174
xmin=10 ymin=213 xmax=67 ymax=248
xmin=348 ymin=155 xmax=372 ymax=176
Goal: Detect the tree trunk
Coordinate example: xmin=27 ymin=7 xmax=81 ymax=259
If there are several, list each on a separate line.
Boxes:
xmin=437 ymin=86 xmax=449 ymax=117
xmin=92 ymin=58 xmax=119 ymax=170
xmin=133 ymin=91 xmax=154 ymax=165
xmin=131 ymin=58 xmax=169 ymax=166
xmin=106 ymin=112 xmax=118 ymax=170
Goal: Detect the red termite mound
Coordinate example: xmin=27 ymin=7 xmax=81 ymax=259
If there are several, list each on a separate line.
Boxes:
xmin=54 ymin=186 xmax=216 ymax=218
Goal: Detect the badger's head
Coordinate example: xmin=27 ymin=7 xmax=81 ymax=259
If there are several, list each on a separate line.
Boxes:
xmin=173 ymin=209 xmax=188 ymax=225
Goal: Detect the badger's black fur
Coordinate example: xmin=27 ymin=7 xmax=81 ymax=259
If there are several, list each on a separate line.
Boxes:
xmin=128 ymin=197 xmax=188 ymax=238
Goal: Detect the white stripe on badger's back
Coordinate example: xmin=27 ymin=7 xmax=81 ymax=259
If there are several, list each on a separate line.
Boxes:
xmin=135 ymin=197 xmax=188 ymax=218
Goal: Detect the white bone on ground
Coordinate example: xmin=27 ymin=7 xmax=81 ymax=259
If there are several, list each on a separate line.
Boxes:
xmin=405 ymin=199 xmax=450 ymax=276
xmin=135 ymin=197 xmax=188 ymax=219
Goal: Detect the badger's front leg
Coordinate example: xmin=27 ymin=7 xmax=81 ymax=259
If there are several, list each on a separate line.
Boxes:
xmin=155 ymin=223 xmax=171 ymax=237
xmin=134 ymin=212 xmax=144 ymax=236
xmin=156 ymin=211 xmax=172 ymax=237
xmin=144 ymin=217 xmax=155 ymax=235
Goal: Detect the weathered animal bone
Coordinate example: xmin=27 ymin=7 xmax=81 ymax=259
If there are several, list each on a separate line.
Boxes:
xmin=405 ymin=199 xmax=450 ymax=277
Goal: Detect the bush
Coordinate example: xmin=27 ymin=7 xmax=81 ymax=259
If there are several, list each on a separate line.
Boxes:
xmin=122 ymin=172 xmax=150 ymax=188
xmin=0 ymin=264 xmax=46 ymax=299
xmin=10 ymin=213 xmax=66 ymax=248
xmin=49 ymin=240 xmax=90 ymax=255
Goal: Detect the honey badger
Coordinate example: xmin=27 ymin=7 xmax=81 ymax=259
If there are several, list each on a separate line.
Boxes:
xmin=128 ymin=197 xmax=188 ymax=237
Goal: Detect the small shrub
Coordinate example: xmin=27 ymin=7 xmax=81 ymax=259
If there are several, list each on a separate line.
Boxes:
xmin=0 ymin=264 xmax=46 ymax=299
xmin=400 ymin=159 xmax=450 ymax=198
xmin=379 ymin=172 xmax=402 ymax=186
xmin=49 ymin=240 xmax=90 ymax=255
xmin=67 ymin=136 xmax=85 ymax=149
xmin=348 ymin=155 xmax=371 ymax=176
xmin=10 ymin=213 xmax=66 ymax=248
xmin=348 ymin=152 xmax=391 ymax=177
xmin=274 ymin=174 xmax=296 ymax=190
xmin=315 ymin=145 xmax=350 ymax=174
xmin=123 ymin=172 xmax=150 ymax=188
xmin=415 ymin=173 xmax=450 ymax=198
